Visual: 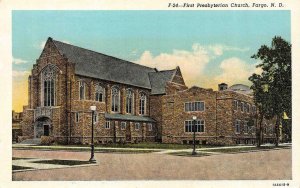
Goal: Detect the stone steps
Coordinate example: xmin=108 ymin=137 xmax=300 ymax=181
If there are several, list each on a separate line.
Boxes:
xmin=19 ymin=138 xmax=41 ymax=145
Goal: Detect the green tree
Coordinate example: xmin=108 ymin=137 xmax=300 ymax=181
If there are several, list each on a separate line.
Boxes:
xmin=249 ymin=36 xmax=291 ymax=146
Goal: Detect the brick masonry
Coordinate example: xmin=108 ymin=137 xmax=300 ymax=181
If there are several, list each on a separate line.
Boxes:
xmin=21 ymin=38 xmax=157 ymax=144
xmin=20 ymin=38 xmax=276 ymax=145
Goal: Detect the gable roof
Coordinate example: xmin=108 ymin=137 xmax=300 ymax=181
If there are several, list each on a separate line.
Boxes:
xmin=148 ymin=69 xmax=176 ymax=95
xmin=52 ymin=39 xmax=156 ymax=89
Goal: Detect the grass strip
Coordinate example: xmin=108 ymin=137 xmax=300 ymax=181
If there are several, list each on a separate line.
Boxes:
xmin=169 ymin=151 xmax=211 ymax=157
xmin=13 ymin=146 xmax=158 ymax=153
xmin=12 ymin=157 xmax=34 ymax=160
xmin=201 ymin=146 xmax=290 ymax=153
xmin=32 ymin=159 xmax=92 ymax=166
xmin=12 ymin=165 xmax=34 ymax=170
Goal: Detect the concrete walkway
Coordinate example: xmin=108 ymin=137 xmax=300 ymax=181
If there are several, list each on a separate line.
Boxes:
xmin=13 ymin=143 xmax=291 ymax=154
xmin=12 ymin=148 xmax=292 ymax=180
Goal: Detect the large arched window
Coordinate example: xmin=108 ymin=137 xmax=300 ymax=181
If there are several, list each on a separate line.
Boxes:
xmin=126 ymin=89 xmax=134 ymax=114
xmin=139 ymin=92 xmax=146 ymax=115
xmin=41 ymin=64 xmax=58 ymax=106
xmin=111 ymin=86 xmax=120 ymax=112
xmin=95 ymin=84 xmax=105 ymax=102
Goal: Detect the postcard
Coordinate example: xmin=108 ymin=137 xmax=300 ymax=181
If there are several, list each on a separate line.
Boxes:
xmin=0 ymin=0 xmax=299 ymax=187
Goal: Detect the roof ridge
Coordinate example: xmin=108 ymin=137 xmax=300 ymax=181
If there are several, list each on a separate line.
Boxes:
xmin=52 ymin=39 xmax=156 ymax=71
xmin=149 ymin=69 xmax=176 ymax=74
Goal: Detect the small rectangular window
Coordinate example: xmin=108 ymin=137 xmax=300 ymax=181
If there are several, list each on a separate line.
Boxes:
xmin=105 ymin=121 xmax=110 ymax=129
xmin=148 ymin=123 xmax=152 ymax=131
xmin=75 ymin=112 xmax=79 ymax=123
xmin=184 ymin=102 xmax=204 ymax=112
xmin=233 ymin=100 xmax=238 ymax=111
xmin=240 ymin=102 xmax=244 ymax=112
xmin=252 ymin=105 xmax=256 ymax=113
xmin=244 ymin=121 xmax=248 ymax=134
xmin=135 ymin=123 xmax=140 ymax=130
xmin=93 ymin=113 xmax=98 ymax=123
xmin=246 ymin=104 xmax=250 ymax=113
xmin=121 ymin=122 xmax=126 ymax=130
xmin=235 ymin=120 xmax=241 ymax=133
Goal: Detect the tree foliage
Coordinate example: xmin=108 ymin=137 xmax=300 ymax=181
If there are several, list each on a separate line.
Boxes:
xmin=249 ymin=36 xmax=291 ymax=146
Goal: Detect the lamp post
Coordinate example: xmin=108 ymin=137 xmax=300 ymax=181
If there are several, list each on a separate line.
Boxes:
xmin=89 ymin=106 xmax=96 ymax=163
xmin=192 ymin=116 xmax=197 ymax=155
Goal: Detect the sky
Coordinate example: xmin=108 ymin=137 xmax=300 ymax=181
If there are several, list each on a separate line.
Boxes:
xmin=12 ymin=10 xmax=291 ymax=112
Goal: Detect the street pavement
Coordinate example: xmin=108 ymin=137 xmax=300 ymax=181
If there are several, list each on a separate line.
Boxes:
xmin=12 ymin=147 xmax=291 ymax=180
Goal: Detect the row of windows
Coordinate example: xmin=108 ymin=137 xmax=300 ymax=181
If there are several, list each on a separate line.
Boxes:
xmin=233 ymin=100 xmax=256 ymax=113
xmin=235 ymin=120 xmax=275 ymax=134
xmin=79 ymin=81 xmax=147 ymax=115
xmin=184 ymin=101 xmax=205 ymax=112
xmin=235 ymin=120 xmax=252 ymax=134
xmin=75 ymin=114 xmax=152 ymax=131
xmin=106 ymin=121 xmax=152 ymax=131
xmin=184 ymin=120 xmax=205 ymax=133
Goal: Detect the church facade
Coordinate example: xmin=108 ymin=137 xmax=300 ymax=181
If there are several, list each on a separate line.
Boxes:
xmin=20 ymin=37 xmax=276 ymax=145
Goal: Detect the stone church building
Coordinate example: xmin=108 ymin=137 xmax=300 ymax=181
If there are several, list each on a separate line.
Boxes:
xmin=20 ymin=37 xmax=276 ymax=145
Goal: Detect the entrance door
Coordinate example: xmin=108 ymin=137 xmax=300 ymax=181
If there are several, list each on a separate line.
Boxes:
xmin=44 ymin=124 xmax=50 ymax=136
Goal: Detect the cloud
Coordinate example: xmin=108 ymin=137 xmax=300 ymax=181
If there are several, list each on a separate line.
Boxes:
xmin=13 ymin=57 xmax=27 ymax=64
xmin=13 ymin=70 xmax=30 ymax=81
xmin=208 ymin=44 xmax=249 ymax=56
xmin=213 ymin=57 xmax=261 ymax=87
xmin=135 ymin=43 xmax=251 ymax=88
xmin=135 ymin=44 xmax=211 ymax=87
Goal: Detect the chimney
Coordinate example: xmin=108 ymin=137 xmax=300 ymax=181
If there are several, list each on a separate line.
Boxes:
xmin=218 ymin=83 xmax=228 ymax=91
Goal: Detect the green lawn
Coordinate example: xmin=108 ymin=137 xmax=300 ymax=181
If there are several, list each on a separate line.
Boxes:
xmin=169 ymin=151 xmax=211 ymax=157
xmin=96 ymin=143 xmax=192 ymax=149
xmin=202 ymin=146 xmax=290 ymax=153
xmin=63 ymin=142 xmax=216 ymax=150
xmin=19 ymin=142 xmax=217 ymax=150
xmin=12 ymin=165 xmax=33 ymax=170
xmin=12 ymin=157 xmax=34 ymax=160
xmin=13 ymin=145 xmax=159 ymax=153
xmin=32 ymin=159 xmax=93 ymax=166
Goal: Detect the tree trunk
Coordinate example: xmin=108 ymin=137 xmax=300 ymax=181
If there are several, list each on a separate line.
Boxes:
xmin=275 ymin=115 xmax=280 ymax=147
xmin=257 ymin=115 xmax=263 ymax=147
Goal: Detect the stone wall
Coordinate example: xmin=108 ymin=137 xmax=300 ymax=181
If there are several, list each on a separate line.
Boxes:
xmin=21 ymin=38 xmax=156 ymax=144
xmin=162 ymin=86 xmax=217 ymax=145
xmin=20 ymin=106 xmax=34 ymax=139
xmin=215 ymin=91 xmax=276 ymax=145
xmin=149 ymin=95 xmax=163 ymax=141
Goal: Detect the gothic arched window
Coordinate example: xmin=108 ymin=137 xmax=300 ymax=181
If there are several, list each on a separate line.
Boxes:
xmin=41 ymin=64 xmax=58 ymax=107
xmin=126 ymin=89 xmax=134 ymax=114
xmin=139 ymin=92 xmax=146 ymax=115
xmin=95 ymin=84 xmax=105 ymax=102
xmin=111 ymin=86 xmax=120 ymax=112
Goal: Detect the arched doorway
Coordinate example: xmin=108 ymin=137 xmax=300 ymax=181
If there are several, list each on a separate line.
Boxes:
xmin=34 ymin=117 xmax=52 ymax=138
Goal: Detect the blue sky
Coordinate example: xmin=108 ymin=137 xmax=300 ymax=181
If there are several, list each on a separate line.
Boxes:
xmin=12 ymin=10 xmax=290 ymax=111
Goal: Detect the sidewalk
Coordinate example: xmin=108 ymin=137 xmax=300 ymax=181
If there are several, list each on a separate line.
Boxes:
xmin=13 ymin=143 xmax=290 ymax=154
xmin=12 ymin=148 xmax=292 ymax=180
